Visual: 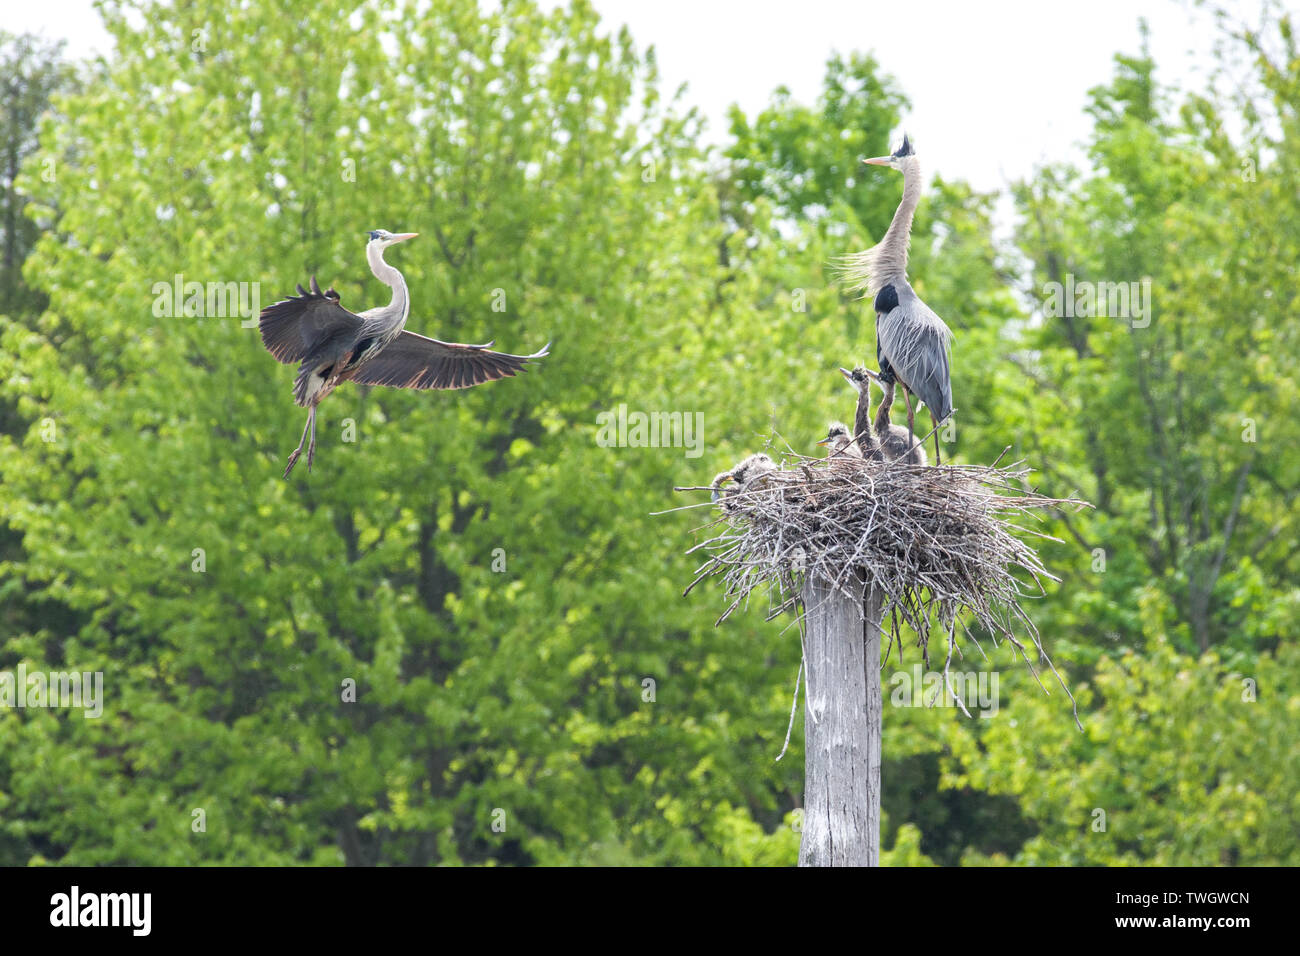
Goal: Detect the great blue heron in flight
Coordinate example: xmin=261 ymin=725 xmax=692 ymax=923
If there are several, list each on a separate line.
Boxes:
xmin=711 ymin=453 xmax=778 ymax=507
xmin=840 ymin=366 xmax=926 ymax=466
xmin=816 ymin=422 xmax=864 ymax=471
xmin=259 ymin=229 xmax=549 ymax=477
xmin=840 ymin=135 xmax=953 ymax=463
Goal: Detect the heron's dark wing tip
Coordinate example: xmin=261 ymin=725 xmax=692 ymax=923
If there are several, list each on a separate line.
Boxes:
xmin=348 ymin=331 xmax=546 ymax=391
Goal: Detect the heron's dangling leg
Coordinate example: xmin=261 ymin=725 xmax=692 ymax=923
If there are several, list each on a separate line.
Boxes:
xmin=306 ymin=405 xmax=318 ymax=473
xmin=901 ymin=386 xmax=916 ymax=453
xmin=932 ymin=410 xmax=942 ymax=465
xmin=283 ymin=406 xmax=315 ymax=479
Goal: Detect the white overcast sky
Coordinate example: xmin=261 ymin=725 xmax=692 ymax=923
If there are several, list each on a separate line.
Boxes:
xmin=8 ymin=0 xmax=1285 ymax=195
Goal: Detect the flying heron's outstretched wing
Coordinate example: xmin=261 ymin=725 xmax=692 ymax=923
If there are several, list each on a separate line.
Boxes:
xmin=259 ymin=277 xmax=362 ymax=364
xmin=349 ymin=331 xmax=549 ymax=391
xmin=877 ymin=294 xmax=953 ymax=422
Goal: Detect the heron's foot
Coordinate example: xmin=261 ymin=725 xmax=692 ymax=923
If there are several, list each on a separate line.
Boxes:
xmin=306 ymin=440 xmax=316 ymax=473
xmin=283 ymin=448 xmax=302 ymax=479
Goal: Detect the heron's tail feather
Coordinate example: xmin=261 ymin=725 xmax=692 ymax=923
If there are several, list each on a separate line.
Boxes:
xmin=292 ymin=363 xmax=326 ymax=408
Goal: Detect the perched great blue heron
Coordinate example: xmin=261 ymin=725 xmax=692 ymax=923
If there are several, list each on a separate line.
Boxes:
xmin=711 ymin=453 xmax=778 ymax=507
xmin=259 ymin=229 xmax=549 ymax=477
xmin=840 ymin=366 xmax=926 ymax=466
xmin=840 ymin=135 xmax=953 ymax=463
xmin=816 ymin=422 xmax=864 ymax=471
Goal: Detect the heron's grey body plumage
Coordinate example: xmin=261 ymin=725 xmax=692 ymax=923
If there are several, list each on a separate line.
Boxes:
xmin=876 ymin=285 xmax=953 ymax=422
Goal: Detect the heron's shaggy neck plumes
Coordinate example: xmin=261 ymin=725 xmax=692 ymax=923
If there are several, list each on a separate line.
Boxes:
xmin=366 ymin=241 xmax=411 ymax=335
xmin=839 ymin=155 xmax=921 ymax=296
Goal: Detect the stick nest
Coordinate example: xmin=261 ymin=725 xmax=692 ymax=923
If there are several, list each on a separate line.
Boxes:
xmin=677 ymin=446 xmax=1090 ymax=722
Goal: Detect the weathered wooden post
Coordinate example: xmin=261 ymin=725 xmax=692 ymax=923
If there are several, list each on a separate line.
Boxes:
xmin=798 ymin=576 xmax=883 ymax=866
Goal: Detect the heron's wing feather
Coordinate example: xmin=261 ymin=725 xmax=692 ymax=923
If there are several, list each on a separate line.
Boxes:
xmin=349 ymin=330 xmax=550 ymax=391
xmin=259 ymin=278 xmax=362 ymax=364
xmin=877 ymin=298 xmax=953 ymax=421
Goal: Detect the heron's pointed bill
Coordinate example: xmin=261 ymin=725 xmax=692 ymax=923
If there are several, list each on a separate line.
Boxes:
xmin=391 ymin=233 xmax=419 ymax=242
xmin=815 ymin=436 xmax=832 ymax=446
xmin=839 ymin=367 xmax=855 ymax=382
xmin=862 ymin=156 xmax=892 ymax=166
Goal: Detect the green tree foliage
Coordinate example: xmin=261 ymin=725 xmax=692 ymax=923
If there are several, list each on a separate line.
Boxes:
xmin=0 ymin=33 xmax=80 ymax=756
xmin=944 ymin=638 xmax=1300 ymax=866
xmin=0 ymin=32 xmax=73 ymax=318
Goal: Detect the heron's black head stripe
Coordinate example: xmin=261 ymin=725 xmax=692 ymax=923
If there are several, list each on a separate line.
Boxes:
xmin=894 ymin=134 xmax=914 ymax=158
xmin=368 ymin=230 xmax=382 ymax=241
xmin=874 ymin=283 xmax=899 ymax=315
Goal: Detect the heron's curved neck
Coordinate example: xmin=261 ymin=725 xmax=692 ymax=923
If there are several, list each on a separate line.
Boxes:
xmin=366 ymin=242 xmax=410 ymax=333
xmin=874 ymin=379 xmax=896 ymax=433
xmin=854 ymin=391 xmax=877 ymax=450
xmin=876 ymin=156 xmax=921 ymax=281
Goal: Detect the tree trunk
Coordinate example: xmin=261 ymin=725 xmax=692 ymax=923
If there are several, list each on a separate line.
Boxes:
xmin=798 ymin=574 xmax=882 ymax=867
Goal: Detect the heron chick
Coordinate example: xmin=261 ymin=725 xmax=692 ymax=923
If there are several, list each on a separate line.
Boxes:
xmin=259 ymin=229 xmax=549 ymax=478
xmin=840 ymin=366 xmax=926 ymax=466
xmin=711 ymin=454 xmax=779 ymax=510
xmin=733 ymin=453 xmax=778 ymax=485
xmin=816 ymin=422 xmax=864 ymax=472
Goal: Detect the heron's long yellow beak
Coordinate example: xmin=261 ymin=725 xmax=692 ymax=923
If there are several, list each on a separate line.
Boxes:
xmin=815 ymin=437 xmax=832 ymax=446
xmin=839 ymin=367 xmax=855 ymax=381
xmin=862 ymin=156 xmax=892 ymax=166
xmin=391 ymin=232 xmax=419 ymax=242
